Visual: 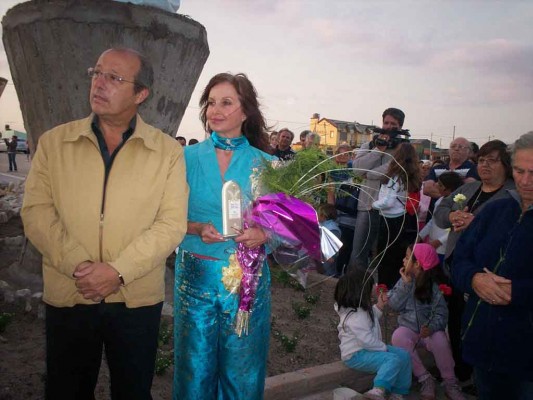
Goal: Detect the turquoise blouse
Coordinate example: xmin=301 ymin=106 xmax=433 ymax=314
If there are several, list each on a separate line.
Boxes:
xmin=180 ymin=137 xmax=275 ymax=259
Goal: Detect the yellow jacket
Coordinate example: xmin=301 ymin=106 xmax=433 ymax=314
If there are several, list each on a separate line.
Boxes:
xmin=21 ymin=115 xmax=188 ymax=308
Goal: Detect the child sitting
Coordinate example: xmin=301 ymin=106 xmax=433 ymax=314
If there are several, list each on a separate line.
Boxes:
xmin=388 ymin=244 xmax=464 ymax=400
xmin=318 ymin=203 xmax=342 ymax=277
xmin=418 ymin=171 xmax=463 ymax=264
xmin=335 ymin=270 xmax=412 ymax=400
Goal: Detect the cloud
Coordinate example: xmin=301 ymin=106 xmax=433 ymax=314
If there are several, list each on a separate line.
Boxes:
xmin=429 ymin=39 xmax=533 ymax=103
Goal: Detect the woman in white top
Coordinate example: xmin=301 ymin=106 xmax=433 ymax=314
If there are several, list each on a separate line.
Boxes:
xmin=372 ymin=143 xmax=421 ymax=288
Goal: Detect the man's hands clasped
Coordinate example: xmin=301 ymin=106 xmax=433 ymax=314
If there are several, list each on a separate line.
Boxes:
xmin=73 ymin=261 xmax=122 ymax=303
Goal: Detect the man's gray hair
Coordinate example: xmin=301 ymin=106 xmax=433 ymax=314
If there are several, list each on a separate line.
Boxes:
xmin=512 ymin=131 xmax=533 ymax=160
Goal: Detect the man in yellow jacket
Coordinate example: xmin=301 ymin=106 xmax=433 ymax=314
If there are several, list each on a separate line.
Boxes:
xmin=21 ymin=48 xmax=188 ymax=400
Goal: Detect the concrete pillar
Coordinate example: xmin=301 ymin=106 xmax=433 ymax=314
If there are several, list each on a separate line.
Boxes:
xmin=2 ymin=0 xmax=209 ymax=149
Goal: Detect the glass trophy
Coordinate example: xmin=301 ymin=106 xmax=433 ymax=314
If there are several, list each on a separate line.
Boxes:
xmin=221 ymin=180 xmax=243 ymax=238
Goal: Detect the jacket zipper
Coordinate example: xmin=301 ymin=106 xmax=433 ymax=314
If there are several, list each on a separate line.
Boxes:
xmin=98 ymin=142 xmax=127 ymax=263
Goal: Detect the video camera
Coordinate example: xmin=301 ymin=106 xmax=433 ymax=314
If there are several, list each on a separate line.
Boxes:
xmin=371 ymin=127 xmax=411 ymax=150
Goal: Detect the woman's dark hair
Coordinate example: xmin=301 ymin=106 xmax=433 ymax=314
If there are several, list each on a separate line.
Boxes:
xmin=199 ymin=73 xmax=270 ymax=152
xmin=478 ymin=139 xmax=512 ymax=179
xmin=334 ymin=270 xmax=375 ymax=328
xmin=387 ymin=143 xmax=421 ymax=193
xmin=409 ymin=244 xmax=447 ymax=304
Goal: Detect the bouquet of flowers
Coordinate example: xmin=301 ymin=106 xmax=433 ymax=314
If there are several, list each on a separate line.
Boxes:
xmin=230 ymin=149 xmax=352 ymax=335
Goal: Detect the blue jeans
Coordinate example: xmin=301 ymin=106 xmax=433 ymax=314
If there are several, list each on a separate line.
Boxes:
xmin=344 ymin=345 xmax=412 ymax=395
xmin=7 ymin=152 xmax=17 ymax=171
xmin=475 ymin=367 xmax=533 ymax=400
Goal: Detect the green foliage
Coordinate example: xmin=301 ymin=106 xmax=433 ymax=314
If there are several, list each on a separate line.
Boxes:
xmin=260 ymin=148 xmax=337 ymax=205
xmin=158 ymin=319 xmax=172 ymax=346
xmin=288 ymin=278 xmax=305 ymax=292
xmin=304 ymin=293 xmax=320 ymax=305
xmin=272 ymin=329 xmax=299 ymax=353
xmin=0 ymin=312 xmax=14 ymax=333
xmin=292 ymin=302 xmax=311 ymax=319
xmin=271 ymin=267 xmax=305 ymax=292
xmin=154 ymin=349 xmax=173 ymax=376
xmin=271 ymin=268 xmax=291 ymax=286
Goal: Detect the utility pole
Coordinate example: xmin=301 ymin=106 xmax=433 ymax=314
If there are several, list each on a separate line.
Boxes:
xmin=452 ymin=125 xmax=456 ymax=141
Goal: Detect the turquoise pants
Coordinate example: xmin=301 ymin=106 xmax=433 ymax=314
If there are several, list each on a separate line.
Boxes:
xmin=344 ymin=345 xmax=412 ymax=395
xmin=173 ymin=249 xmax=271 ymax=400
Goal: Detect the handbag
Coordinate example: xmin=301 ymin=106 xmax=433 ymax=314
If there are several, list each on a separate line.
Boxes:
xmin=334 ymin=183 xmax=360 ymax=216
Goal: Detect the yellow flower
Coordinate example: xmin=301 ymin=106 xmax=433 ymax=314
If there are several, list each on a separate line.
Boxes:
xmin=221 ymin=254 xmax=243 ymax=294
xmin=453 ymin=194 xmax=467 ymax=203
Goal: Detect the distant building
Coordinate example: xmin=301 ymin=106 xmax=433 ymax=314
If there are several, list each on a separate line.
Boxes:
xmin=410 ymin=138 xmax=447 ymax=161
xmin=310 ymin=113 xmax=376 ymax=153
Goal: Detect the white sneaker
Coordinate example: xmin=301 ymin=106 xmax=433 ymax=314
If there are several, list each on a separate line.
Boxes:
xmin=363 ymin=387 xmax=386 ymax=400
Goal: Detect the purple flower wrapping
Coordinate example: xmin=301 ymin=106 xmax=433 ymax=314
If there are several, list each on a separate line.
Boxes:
xmin=233 ymin=193 xmax=322 ymax=336
xmin=247 ymin=193 xmax=322 ymax=261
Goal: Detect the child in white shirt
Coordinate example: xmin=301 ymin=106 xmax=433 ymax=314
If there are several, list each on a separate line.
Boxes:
xmin=334 ymin=270 xmax=412 ymax=400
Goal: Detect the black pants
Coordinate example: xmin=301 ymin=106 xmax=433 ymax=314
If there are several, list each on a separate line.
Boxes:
xmin=376 ymin=215 xmax=417 ymax=288
xmin=448 ymin=287 xmax=473 ymax=382
xmin=45 ymin=302 xmax=163 ymax=400
xmin=336 ymin=224 xmax=354 ymax=276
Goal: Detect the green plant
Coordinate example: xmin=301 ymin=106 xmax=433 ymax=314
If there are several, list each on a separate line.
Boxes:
xmin=304 ymin=293 xmax=320 ymax=305
xmin=271 ymin=268 xmax=291 ymax=286
xmin=271 ymin=267 xmax=304 ymax=291
xmin=154 ymin=349 xmax=173 ymax=376
xmin=260 ymin=148 xmax=337 ymax=205
xmin=288 ymin=278 xmax=305 ymax=292
xmin=158 ymin=320 xmax=172 ymax=346
xmin=279 ymin=333 xmax=299 ymax=353
xmin=0 ymin=313 xmax=14 ymax=333
xmin=292 ymin=302 xmax=311 ymax=319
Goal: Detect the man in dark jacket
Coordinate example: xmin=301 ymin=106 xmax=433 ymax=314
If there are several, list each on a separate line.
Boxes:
xmin=452 ymin=131 xmax=533 ymax=399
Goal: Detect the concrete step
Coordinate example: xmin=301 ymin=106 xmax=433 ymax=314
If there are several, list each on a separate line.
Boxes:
xmin=265 ymin=360 xmax=477 ymax=400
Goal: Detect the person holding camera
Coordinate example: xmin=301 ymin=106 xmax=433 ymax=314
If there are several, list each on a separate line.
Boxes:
xmin=347 ymin=108 xmax=406 ymax=274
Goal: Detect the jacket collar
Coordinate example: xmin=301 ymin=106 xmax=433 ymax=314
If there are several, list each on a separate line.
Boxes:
xmin=508 ymin=189 xmax=533 ymax=212
xmin=63 ymin=113 xmax=158 ymax=151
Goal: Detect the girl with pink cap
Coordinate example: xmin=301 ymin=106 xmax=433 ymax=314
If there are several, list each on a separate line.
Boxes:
xmin=387 ymin=243 xmax=465 ymax=400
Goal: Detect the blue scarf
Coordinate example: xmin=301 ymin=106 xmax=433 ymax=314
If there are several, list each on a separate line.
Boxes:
xmin=211 ymin=131 xmax=248 ymax=151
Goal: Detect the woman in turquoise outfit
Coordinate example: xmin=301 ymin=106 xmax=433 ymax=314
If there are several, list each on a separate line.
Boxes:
xmin=174 ymin=73 xmax=275 ymax=400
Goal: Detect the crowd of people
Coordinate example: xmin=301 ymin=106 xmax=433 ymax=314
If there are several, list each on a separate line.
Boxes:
xmin=18 ymin=47 xmax=533 ymax=400
xmin=328 ymin=116 xmax=533 ymax=399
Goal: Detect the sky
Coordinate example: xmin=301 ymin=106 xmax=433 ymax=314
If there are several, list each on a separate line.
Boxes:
xmin=1 ymin=0 xmax=533 ymax=148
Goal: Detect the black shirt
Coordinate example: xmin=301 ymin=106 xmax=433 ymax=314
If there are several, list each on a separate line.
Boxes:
xmin=274 ymin=147 xmax=295 ymax=161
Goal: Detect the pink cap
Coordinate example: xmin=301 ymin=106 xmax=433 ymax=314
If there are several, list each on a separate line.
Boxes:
xmin=413 ymin=243 xmax=440 ymax=271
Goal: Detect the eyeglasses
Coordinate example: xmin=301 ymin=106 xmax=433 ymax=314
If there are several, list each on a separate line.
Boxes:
xmin=87 ymin=67 xmax=137 ymax=86
xmin=477 ymin=157 xmax=501 ymax=166
xmin=450 ymin=144 xmax=470 ymax=151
